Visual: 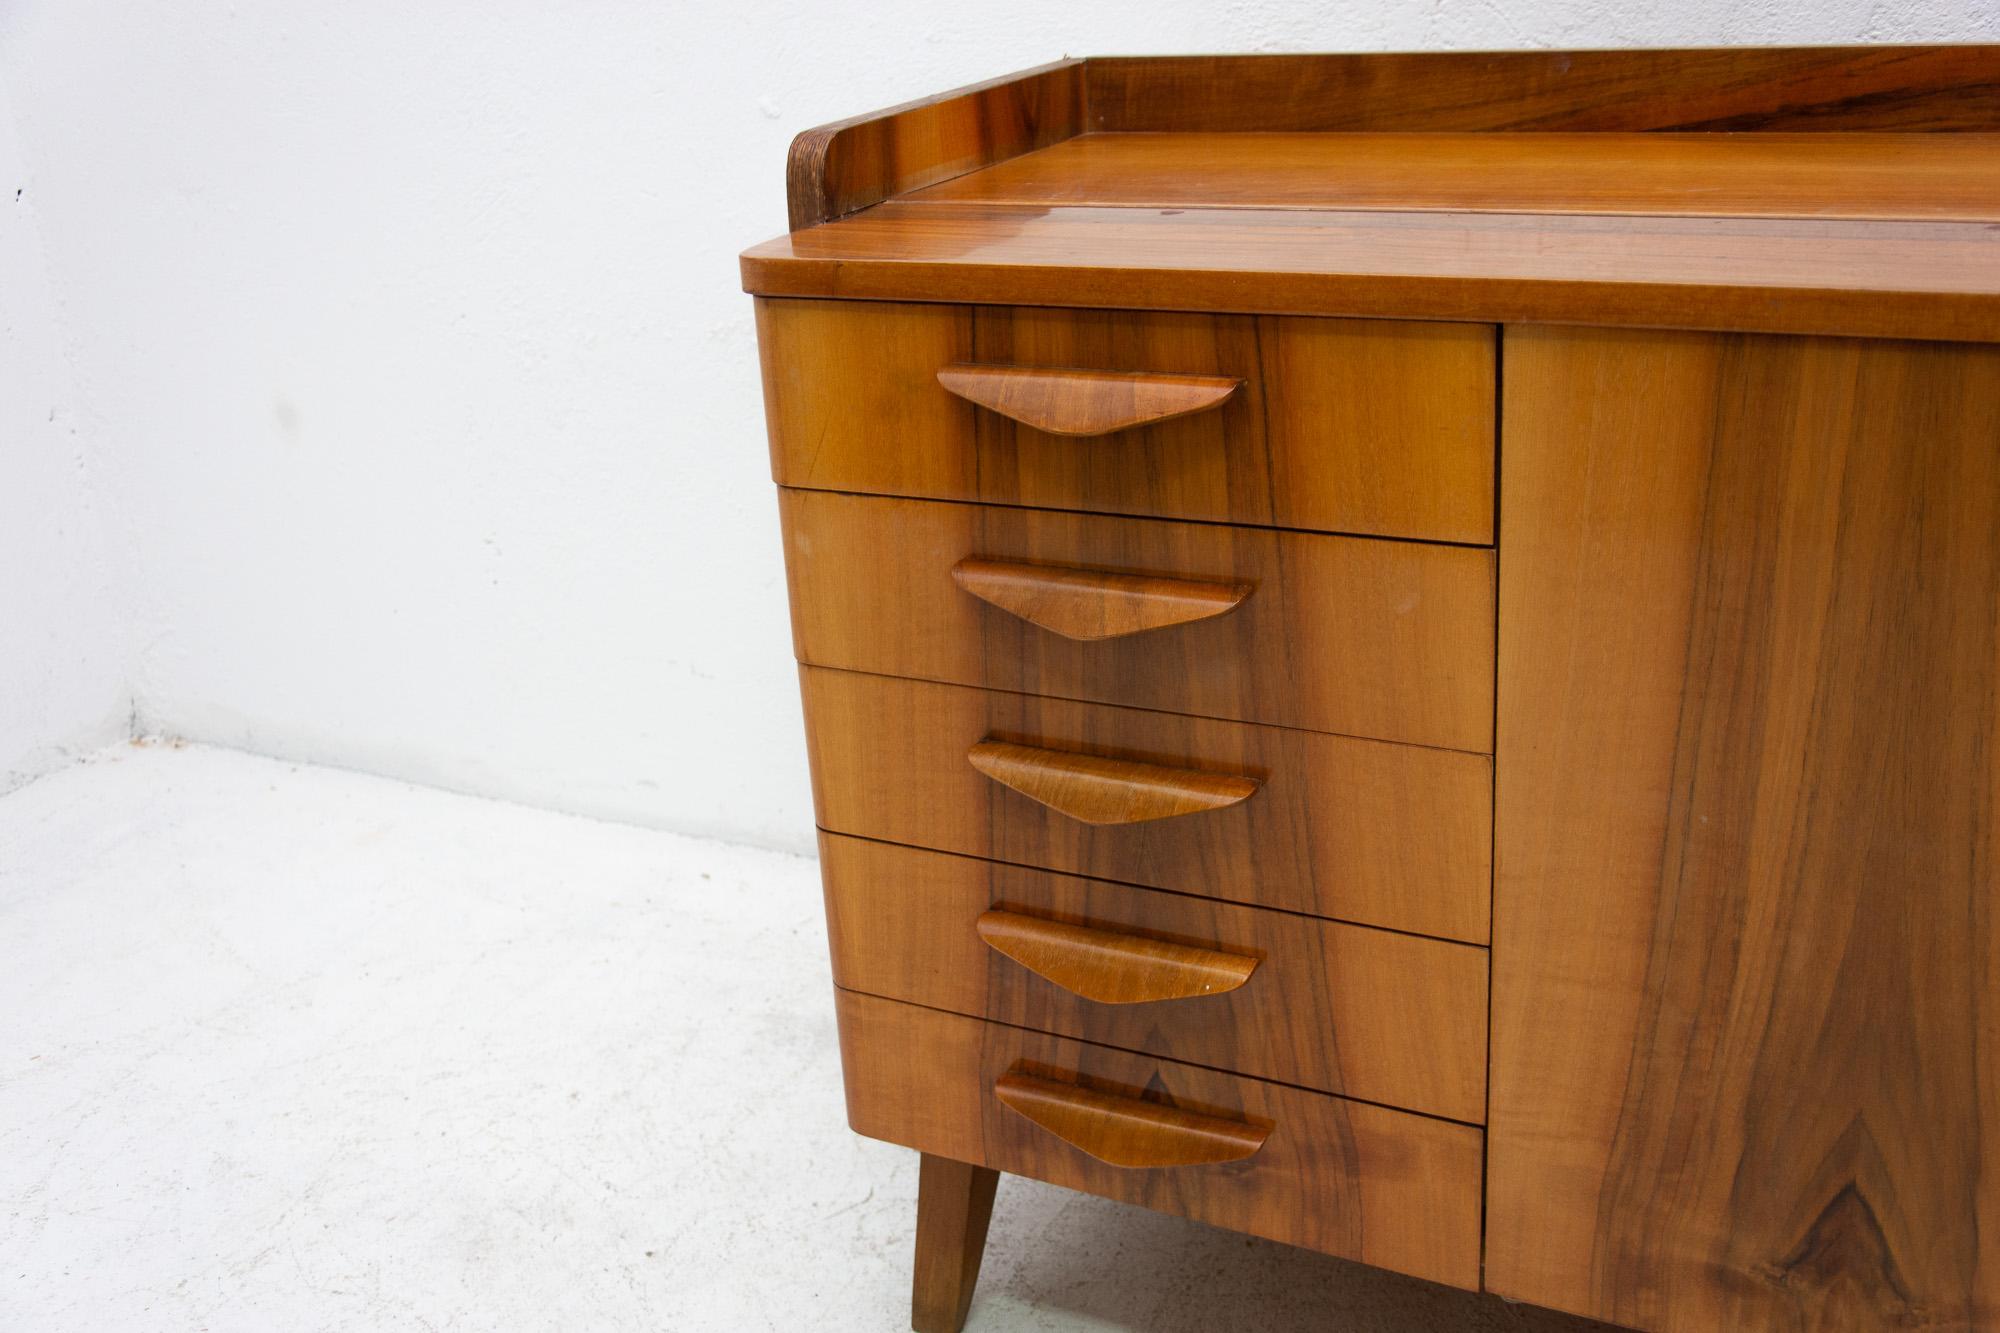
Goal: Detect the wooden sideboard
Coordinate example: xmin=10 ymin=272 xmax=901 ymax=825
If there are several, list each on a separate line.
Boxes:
xmin=740 ymin=47 xmax=2000 ymax=1332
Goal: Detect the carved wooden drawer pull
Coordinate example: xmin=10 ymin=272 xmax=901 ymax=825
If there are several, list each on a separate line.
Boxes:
xmin=967 ymin=740 xmax=1261 ymax=825
xmin=952 ymin=558 xmax=1251 ymax=641
xmin=995 ymin=1070 xmax=1270 ymax=1168
xmin=936 ymin=364 xmax=1240 ymax=436
xmin=975 ymin=910 xmax=1259 ymax=1004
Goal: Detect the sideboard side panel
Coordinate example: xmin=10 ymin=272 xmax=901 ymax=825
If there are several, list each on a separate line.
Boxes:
xmin=1487 ymin=325 xmax=2000 ymax=1329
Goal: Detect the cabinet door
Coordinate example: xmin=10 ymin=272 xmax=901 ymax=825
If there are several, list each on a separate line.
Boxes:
xmin=1488 ymin=326 xmax=2000 ymax=1330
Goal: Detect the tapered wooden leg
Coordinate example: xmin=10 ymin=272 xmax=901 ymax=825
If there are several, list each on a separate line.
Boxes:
xmin=910 ymin=1153 xmax=1000 ymax=1333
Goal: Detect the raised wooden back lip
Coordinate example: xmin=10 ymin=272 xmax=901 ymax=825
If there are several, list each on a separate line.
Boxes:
xmin=785 ymin=59 xmax=1086 ymax=232
xmin=784 ymin=45 xmax=2000 ymax=230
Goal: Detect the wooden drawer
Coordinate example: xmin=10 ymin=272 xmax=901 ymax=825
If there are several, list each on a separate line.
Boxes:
xmin=801 ymin=667 xmax=1491 ymax=943
xmin=822 ymin=834 xmax=1488 ymax=1121
xmin=757 ymin=298 xmax=1495 ymax=544
xmin=835 ymin=989 xmax=1484 ymax=1290
xmin=780 ymin=489 xmax=1494 ymax=752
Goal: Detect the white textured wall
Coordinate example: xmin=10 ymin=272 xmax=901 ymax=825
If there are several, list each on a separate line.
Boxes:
xmin=2 ymin=3 xmax=1994 ymax=846
xmin=0 ymin=70 xmax=129 ymax=791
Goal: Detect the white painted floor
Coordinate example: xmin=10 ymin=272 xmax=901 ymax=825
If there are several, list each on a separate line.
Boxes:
xmin=2 ymin=744 xmax=1607 ymax=1332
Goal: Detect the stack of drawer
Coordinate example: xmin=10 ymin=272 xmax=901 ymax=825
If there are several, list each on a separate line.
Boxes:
xmin=759 ymin=297 xmax=1497 ymax=1291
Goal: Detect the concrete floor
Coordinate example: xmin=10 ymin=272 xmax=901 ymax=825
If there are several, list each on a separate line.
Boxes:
xmin=2 ymin=743 xmax=1611 ymax=1332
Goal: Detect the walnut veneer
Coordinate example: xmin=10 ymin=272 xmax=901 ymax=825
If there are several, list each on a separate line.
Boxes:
xmin=743 ymin=45 xmax=2000 ymax=1333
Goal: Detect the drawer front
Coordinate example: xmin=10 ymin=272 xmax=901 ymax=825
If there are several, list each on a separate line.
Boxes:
xmin=781 ymin=489 xmax=1494 ymax=753
xmin=801 ymin=667 xmax=1491 ymax=943
xmin=822 ymin=834 xmax=1488 ymax=1121
xmin=758 ymin=298 xmax=1495 ymax=544
xmin=836 ymin=989 xmax=1484 ymax=1290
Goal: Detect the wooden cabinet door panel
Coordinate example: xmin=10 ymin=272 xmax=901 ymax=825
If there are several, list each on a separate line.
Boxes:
xmin=1487 ymin=326 xmax=2000 ymax=1330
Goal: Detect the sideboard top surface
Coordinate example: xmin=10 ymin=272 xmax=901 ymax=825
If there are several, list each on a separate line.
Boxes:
xmin=741 ymin=47 xmax=2000 ymax=341
xmin=907 ymin=131 xmax=2000 ymax=221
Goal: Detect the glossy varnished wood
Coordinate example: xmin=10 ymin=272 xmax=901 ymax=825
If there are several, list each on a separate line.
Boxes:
xmin=837 ymin=990 xmax=1485 ymax=1288
xmin=781 ymin=47 xmax=2000 ymax=231
xmin=801 ymin=667 xmax=1493 ymax=943
xmin=1082 ymin=48 xmax=2000 ymax=133
xmin=973 ymin=908 xmax=1259 ymax=1004
xmin=913 ymin=131 xmax=2000 ymax=220
xmin=780 ymin=490 xmax=1495 ymax=752
xmin=993 ymin=1069 xmax=1270 ymax=1168
xmin=758 ymin=49 xmax=2000 ymax=1331
xmin=759 ymin=300 xmax=1497 ymax=543
xmin=935 ymin=364 xmax=1240 ymax=435
xmin=1486 ymin=328 xmax=2000 ymax=1328
xmin=966 ymin=739 xmax=1261 ymax=825
xmin=785 ymin=59 xmax=1083 ymax=230
xmin=949 ymin=558 xmax=1249 ymax=642
xmin=912 ymin=1154 xmax=999 ymax=1333
xmin=821 ymin=834 xmax=1490 ymax=1121
xmin=761 ymin=49 xmax=2000 ymax=342
xmin=744 ymin=204 xmax=2000 ymax=344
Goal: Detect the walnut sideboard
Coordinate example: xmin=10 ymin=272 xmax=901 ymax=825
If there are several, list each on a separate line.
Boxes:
xmin=739 ymin=47 xmax=2000 ymax=1333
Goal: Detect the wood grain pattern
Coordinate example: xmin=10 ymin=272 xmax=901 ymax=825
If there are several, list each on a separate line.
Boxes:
xmin=758 ymin=299 xmax=1497 ymax=544
xmin=780 ymin=490 xmax=1494 ymax=752
xmin=744 ymin=204 xmax=2000 ymax=344
xmin=801 ymin=667 xmax=1492 ymax=943
xmin=966 ymin=739 xmax=1260 ymax=825
xmin=973 ymin=909 xmax=1259 ymax=1004
xmin=935 ymin=363 xmax=1240 ymax=435
xmin=837 ymin=990 xmax=1484 ymax=1288
xmin=784 ymin=59 xmax=1083 ymax=230
xmin=782 ymin=47 xmax=2000 ymax=231
xmin=913 ymin=131 xmax=2000 ymax=221
xmin=1083 ymin=47 xmax=2000 ymax=133
xmin=911 ymin=1154 xmax=999 ymax=1333
xmin=1486 ymin=327 xmax=2000 ymax=1329
xmin=949 ymin=557 xmax=1249 ymax=642
xmin=759 ymin=48 xmax=2000 ymax=1326
xmin=994 ymin=1069 xmax=1270 ymax=1168
xmin=821 ymin=834 xmax=1490 ymax=1121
